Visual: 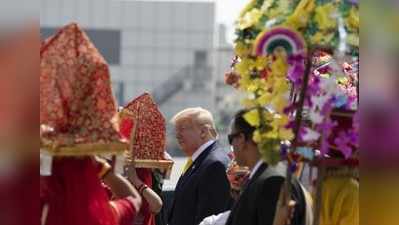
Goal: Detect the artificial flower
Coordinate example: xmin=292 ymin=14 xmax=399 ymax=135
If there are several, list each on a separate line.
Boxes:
xmin=346 ymin=6 xmax=359 ymax=31
xmin=334 ymin=130 xmax=353 ymax=159
xmin=239 ymin=0 xmax=257 ymax=18
xmin=310 ymin=32 xmax=335 ymax=45
xmin=271 ymin=96 xmax=288 ymax=113
xmin=346 ymin=33 xmax=359 ymax=46
xmin=284 ymin=0 xmax=316 ymax=29
xmin=256 ymin=92 xmax=273 ymax=105
xmin=238 ymin=76 xmax=251 ymax=90
xmin=235 ymin=42 xmax=252 ymax=58
xmin=254 ymin=56 xmax=268 ymax=70
xmin=253 ymin=130 xmax=262 ymax=143
xmin=279 ymin=128 xmax=294 ymax=140
xmin=314 ymin=3 xmax=338 ymax=30
xmin=270 ymin=56 xmax=288 ymax=77
xmin=268 ymin=0 xmax=290 ymax=19
xmin=333 ymin=94 xmax=348 ymax=108
xmin=224 ymin=71 xmax=241 ymax=88
xmin=271 ymin=114 xmax=290 ymax=128
xmin=260 ymin=0 xmax=274 ymax=12
xmin=265 ymin=130 xmax=279 ymax=139
xmin=243 ymin=109 xmax=260 ymax=127
xmin=234 ymin=58 xmax=253 ymax=78
xmin=241 ymin=98 xmax=258 ymax=108
xmin=239 ymin=8 xmax=263 ymax=30
xmin=273 ymin=79 xmax=290 ymax=93
xmin=302 ymin=127 xmax=321 ymax=142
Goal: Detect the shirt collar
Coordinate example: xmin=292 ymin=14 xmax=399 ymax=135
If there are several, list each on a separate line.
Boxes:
xmin=192 ymin=139 xmax=215 ymax=162
xmin=249 ymin=160 xmax=264 ymax=180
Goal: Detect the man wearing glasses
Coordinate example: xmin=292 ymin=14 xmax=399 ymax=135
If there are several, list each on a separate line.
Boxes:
xmin=225 ymin=109 xmax=307 ymax=225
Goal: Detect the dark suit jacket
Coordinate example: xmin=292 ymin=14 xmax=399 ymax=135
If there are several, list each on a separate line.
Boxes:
xmin=168 ymin=141 xmax=233 ymax=225
xmin=225 ymin=162 xmax=306 ymax=225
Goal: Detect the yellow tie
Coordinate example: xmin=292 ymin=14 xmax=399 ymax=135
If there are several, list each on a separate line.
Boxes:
xmin=182 ymin=158 xmax=193 ymax=174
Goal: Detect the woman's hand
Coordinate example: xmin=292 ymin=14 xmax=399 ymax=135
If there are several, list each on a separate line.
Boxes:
xmin=125 ymin=163 xmax=144 ymax=188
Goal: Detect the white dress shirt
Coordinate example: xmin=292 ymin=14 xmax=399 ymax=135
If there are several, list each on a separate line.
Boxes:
xmin=192 ymin=139 xmax=216 ymax=162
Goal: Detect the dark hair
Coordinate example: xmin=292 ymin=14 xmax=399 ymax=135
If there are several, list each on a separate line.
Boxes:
xmin=232 ymin=109 xmax=257 ymax=141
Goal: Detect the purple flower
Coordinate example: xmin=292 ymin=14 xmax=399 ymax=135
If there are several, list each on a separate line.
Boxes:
xmin=334 ymin=131 xmax=353 ymax=159
xmin=348 ymin=129 xmax=359 ymax=147
xmin=288 ymin=54 xmax=306 ymax=88
xmin=280 ymin=144 xmax=289 ymax=157
xmin=321 ymin=99 xmax=334 ymax=115
xmin=347 ymin=0 xmax=358 ymax=5
xmin=317 ymin=65 xmax=332 ymax=74
xmin=289 ymin=162 xmax=298 ymax=173
xmin=317 ymin=119 xmax=337 ymax=155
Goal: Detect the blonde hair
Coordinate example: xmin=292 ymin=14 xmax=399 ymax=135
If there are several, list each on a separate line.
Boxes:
xmin=171 ymin=107 xmax=217 ymax=136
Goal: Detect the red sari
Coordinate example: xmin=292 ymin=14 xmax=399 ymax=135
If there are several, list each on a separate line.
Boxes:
xmin=40 ymin=157 xmax=137 ymax=225
xmin=134 ymin=168 xmax=156 ymax=225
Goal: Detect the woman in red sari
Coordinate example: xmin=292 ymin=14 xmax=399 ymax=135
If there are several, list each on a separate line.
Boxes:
xmin=125 ymin=165 xmax=163 ymax=225
xmin=40 ymin=157 xmax=142 ymax=225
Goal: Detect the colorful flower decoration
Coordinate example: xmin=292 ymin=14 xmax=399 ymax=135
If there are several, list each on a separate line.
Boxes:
xmin=227 ymin=0 xmax=359 ymax=165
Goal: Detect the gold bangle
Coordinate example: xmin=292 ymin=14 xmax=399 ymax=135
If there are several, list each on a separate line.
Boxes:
xmin=98 ymin=162 xmax=112 ymax=179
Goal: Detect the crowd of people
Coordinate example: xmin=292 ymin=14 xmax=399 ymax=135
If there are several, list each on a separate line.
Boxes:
xmin=40 ymin=106 xmax=359 ymax=225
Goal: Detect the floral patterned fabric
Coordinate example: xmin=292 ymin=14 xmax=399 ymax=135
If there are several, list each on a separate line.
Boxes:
xmin=119 ymin=93 xmax=166 ymax=160
xmin=40 ymin=22 xmax=126 ymax=155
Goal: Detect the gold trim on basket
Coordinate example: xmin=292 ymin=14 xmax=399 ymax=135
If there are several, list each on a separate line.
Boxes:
xmin=132 ymin=159 xmax=174 ymax=169
xmin=41 ymin=142 xmax=128 ymax=156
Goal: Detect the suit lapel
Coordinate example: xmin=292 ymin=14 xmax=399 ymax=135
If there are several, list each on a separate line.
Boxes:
xmin=238 ymin=163 xmax=267 ymax=197
xmin=176 ymin=142 xmax=217 ymax=189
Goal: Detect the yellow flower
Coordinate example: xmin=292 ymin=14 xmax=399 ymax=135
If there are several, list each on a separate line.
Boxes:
xmin=346 ymin=34 xmax=359 ymax=46
xmin=272 ymin=97 xmax=288 ymax=113
xmin=255 ymin=56 xmax=268 ymax=70
xmin=260 ymin=0 xmax=274 ymax=12
xmin=238 ymin=77 xmax=251 ymax=90
xmin=235 ymin=58 xmax=253 ymax=78
xmin=279 ymin=128 xmax=294 ymax=140
xmin=244 ymin=109 xmax=260 ymax=127
xmin=337 ymin=76 xmax=349 ymax=84
xmin=274 ymin=79 xmax=290 ymax=93
xmin=346 ymin=7 xmax=359 ymax=31
xmin=272 ymin=96 xmax=288 ymax=113
xmin=239 ymin=0 xmax=257 ymax=18
xmin=235 ymin=42 xmax=252 ymax=58
xmin=310 ymin=31 xmax=334 ymax=45
xmin=271 ymin=57 xmax=288 ymax=77
xmin=256 ymin=92 xmax=273 ymax=105
xmin=241 ymin=98 xmax=258 ymax=108
xmin=284 ymin=0 xmax=316 ymax=29
xmin=247 ymin=83 xmax=259 ymax=92
xmin=266 ymin=130 xmax=279 ymax=139
xmin=315 ymin=3 xmax=337 ymax=30
xmin=239 ymin=8 xmax=263 ymax=30
xmin=253 ymin=130 xmax=262 ymax=143
xmin=268 ymin=0 xmax=290 ymax=18
xmin=270 ymin=115 xmax=290 ymax=136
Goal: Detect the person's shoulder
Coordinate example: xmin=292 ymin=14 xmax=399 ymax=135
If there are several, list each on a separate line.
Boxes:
xmin=207 ymin=149 xmax=230 ymax=167
xmin=255 ymin=166 xmax=286 ymax=188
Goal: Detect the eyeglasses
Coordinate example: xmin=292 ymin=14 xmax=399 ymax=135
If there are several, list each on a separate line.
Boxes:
xmin=227 ymin=132 xmax=242 ymax=145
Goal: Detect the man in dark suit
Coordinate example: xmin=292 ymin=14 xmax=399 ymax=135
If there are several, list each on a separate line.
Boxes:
xmin=168 ymin=107 xmax=233 ymax=225
xmin=225 ymin=109 xmax=307 ymax=225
